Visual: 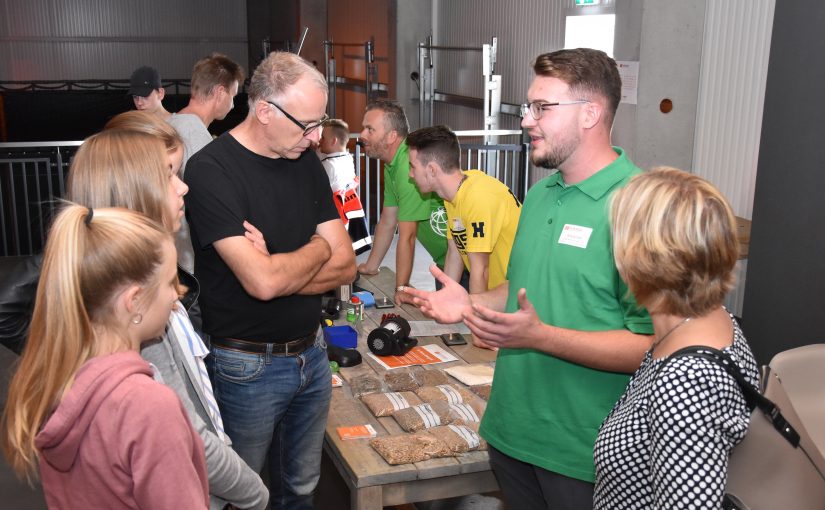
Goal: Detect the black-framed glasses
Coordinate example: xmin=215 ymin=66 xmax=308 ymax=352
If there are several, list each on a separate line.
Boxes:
xmin=265 ymin=100 xmax=329 ymax=136
xmin=519 ymin=100 xmax=590 ymax=120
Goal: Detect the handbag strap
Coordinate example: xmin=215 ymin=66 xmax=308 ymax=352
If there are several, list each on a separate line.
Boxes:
xmin=658 ymin=346 xmax=801 ymax=448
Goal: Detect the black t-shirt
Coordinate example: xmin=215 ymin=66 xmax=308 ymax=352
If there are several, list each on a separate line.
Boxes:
xmin=184 ymin=133 xmax=338 ymax=342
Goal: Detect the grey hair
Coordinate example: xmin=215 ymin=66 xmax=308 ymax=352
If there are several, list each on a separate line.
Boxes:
xmin=247 ymin=52 xmax=327 ymax=110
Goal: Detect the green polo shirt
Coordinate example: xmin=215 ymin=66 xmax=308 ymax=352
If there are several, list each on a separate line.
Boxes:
xmin=479 ymin=147 xmax=653 ymax=483
xmin=383 ymin=140 xmax=447 ymax=267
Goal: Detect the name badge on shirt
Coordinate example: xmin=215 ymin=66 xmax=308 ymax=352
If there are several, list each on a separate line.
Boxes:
xmin=557 ymin=224 xmax=593 ymax=249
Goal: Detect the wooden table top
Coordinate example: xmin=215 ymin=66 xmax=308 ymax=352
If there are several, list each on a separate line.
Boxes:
xmin=324 ymin=267 xmax=498 ymax=490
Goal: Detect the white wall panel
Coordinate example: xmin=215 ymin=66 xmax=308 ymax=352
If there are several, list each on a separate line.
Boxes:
xmin=692 ymin=0 xmax=775 ymax=315
xmin=693 ymin=0 xmax=774 ymax=219
xmin=432 ymin=0 xmax=568 ymax=132
xmin=0 ymin=0 xmax=248 ymax=81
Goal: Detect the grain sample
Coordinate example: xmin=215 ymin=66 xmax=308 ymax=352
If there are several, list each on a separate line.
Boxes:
xmin=415 ymin=384 xmax=476 ymax=405
xmin=393 ymin=401 xmax=453 ymax=432
xmin=413 ymin=369 xmax=448 ymax=387
xmin=384 ymin=369 xmax=419 ymax=392
xmin=470 ymin=384 xmax=492 ymax=400
xmin=361 ymin=391 xmax=422 ymax=417
xmin=350 ymin=374 xmax=384 ymax=397
xmin=428 ymin=424 xmax=488 ymax=454
xmin=370 ymin=432 xmax=455 ymax=465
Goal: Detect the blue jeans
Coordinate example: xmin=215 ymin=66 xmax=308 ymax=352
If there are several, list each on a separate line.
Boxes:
xmin=210 ymin=333 xmax=331 ymax=510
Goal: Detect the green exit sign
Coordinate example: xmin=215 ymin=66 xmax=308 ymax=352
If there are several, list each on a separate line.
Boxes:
xmin=575 ymin=0 xmax=601 ymax=5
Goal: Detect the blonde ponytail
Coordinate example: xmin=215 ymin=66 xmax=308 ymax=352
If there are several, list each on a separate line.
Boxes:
xmin=1 ymin=204 xmax=169 ymax=482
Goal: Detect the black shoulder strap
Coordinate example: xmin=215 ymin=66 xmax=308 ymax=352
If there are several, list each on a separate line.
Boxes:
xmin=659 ymin=346 xmax=800 ymax=447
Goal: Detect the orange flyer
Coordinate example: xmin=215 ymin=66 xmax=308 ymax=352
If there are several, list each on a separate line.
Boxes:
xmin=337 ymin=424 xmax=377 ymax=440
xmin=367 ymin=344 xmax=458 ymax=370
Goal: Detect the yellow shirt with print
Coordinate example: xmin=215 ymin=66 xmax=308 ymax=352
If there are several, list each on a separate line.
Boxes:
xmin=444 ymin=170 xmax=521 ymax=289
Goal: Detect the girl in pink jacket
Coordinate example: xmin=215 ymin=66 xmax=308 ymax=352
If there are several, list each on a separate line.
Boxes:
xmin=2 ymin=204 xmax=208 ymax=509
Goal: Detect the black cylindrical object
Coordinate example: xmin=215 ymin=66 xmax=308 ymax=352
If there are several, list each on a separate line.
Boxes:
xmin=367 ymin=316 xmax=416 ymax=356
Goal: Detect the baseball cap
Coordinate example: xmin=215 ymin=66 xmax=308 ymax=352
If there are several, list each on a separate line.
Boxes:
xmin=128 ymin=66 xmax=162 ymax=97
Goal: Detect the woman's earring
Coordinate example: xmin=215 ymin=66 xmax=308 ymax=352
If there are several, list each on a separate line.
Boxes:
xmin=131 ymin=313 xmax=143 ymax=325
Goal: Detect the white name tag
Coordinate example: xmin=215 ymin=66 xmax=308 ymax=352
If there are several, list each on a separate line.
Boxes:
xmin=557 ymin=224 xmax=593 ymax=249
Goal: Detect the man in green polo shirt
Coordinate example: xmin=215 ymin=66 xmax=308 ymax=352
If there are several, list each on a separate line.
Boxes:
xmin=356 ymin=99 xmax=447 ymax=304
xmin=403 ymin=49 xmax=653 ymax=509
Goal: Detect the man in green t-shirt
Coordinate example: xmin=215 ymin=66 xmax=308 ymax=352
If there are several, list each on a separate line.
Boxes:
xmin=356 ymin=100 xmax=447 ymax=304
xmin=403 ymin=49 xmax=653 ymax=509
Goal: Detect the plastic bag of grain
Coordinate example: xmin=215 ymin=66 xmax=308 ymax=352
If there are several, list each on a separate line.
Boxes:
xmin=369 ymin=432 xmax=455 ymax=465
xmin=392 ymin=401 xmax=453 ymax=432
xmin=349 ymin=374 xmax=384 ymax=397
xmin=361 ymin=391 xmax=423 ymax=417
xmin=415 ymin=384 xmax=476 ymax=405
xmin=470 ymin=384 xmax=492 ymax=400
xmin=412 ymin=369 xmax=448 ymax=387
xmin=448 ymin=401 xmax=487 ymax=425
xmin=384 ymin=369 xmax=419 ymax=392
xmin=428 ymin=424 xmax=488 ymax=454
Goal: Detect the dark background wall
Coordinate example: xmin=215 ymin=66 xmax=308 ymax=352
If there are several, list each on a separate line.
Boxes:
xmin=742 ymin=0 xmax=825 ymax=364
xmin=1 ymin=91 xmax=248 ymax=142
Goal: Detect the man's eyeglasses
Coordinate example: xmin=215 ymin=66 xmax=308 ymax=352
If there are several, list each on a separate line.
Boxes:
xmin=265 ymin=100 xmax=329 ymax=136
xmin=519 ymin=100 xmax=590 ymax=120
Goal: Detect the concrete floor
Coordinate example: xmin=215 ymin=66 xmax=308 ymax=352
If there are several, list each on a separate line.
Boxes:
xmin=0 ymin=236 xmax=503 ymax=509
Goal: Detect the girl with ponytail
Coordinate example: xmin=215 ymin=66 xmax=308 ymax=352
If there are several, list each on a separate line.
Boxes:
xmin=2 ymin=204 xmax=208 ymax=508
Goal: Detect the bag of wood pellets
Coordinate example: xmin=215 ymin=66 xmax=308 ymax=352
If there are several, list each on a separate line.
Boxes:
xmin=370 ymin=432 xmax=455 ymax=465
xmin=393 ymin=401 xmax=453 ymax=432
xmin=448 ymin=402 xmax=484 ymax=424
xmin=415 ymin=384 xmax=476 ymax=405
xmin=361 ymin=391 xmax=422 ymax=417
xmin=412 ymin=369 xmax=448 ymax=387
xmin=383 ymin=369 xmax=419 ymax=392
xmin=349 ymin=374 xmax=384 ymax=397
xmin=428 ymin=424 xmax=488 ymax=454
xmin=470 ymin=384 xmax=491 ymax=400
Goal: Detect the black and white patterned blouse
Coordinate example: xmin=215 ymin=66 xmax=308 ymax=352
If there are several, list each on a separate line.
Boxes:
xmin=593 ymin=311 xmax=759 ymax=509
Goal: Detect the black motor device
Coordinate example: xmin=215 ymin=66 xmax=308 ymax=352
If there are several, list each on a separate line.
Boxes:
xmin=367 ymin=315 xmax=417 ymax=356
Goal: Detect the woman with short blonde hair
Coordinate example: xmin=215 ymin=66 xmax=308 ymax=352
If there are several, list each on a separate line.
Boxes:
xmin=2 ymin=204 xmax=208 ymax=508
xmin=594 ymin=167 xmax=759 ymax=509
xmin=610 ymin=166 xmax=739 ymax=317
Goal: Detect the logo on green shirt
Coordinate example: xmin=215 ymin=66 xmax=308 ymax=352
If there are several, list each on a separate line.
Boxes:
xmin=429 ymin=207 xmax=448 ymax=237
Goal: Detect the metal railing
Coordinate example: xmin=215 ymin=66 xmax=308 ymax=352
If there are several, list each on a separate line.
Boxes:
xmin=1 ymin=131 xmax=528 ymax=257
xmin=0 ymin=142 xmax=80 ymax=256
xmin=0 ymin=79 xmax=192 ymax=95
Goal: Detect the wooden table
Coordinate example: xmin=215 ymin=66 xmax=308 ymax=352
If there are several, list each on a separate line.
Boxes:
xmin=323 ymin=268 xmax=499 ymax=510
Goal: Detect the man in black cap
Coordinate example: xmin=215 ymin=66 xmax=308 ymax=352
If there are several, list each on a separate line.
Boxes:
xmin=129 ymin=65 xmax=171 ymax=120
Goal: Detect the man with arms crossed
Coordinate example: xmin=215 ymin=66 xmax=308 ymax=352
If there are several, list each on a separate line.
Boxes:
xmin=405 ymin=49 xmax=653 ymax=509
xmin=356 ymin=100 xmax=447 ymax=304
xmin=168 ymin=53 xmax=245 ymax=273
xmin=406 ymin=125 xmax=521 ymax=350
xmin=184 ymin=52 xmax=356 ymax=510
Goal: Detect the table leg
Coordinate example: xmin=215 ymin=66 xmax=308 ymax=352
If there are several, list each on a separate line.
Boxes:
xmin=352 ymin=485 xmax=382 ymax=510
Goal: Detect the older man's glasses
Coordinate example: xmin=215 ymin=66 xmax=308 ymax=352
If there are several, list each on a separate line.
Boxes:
xmin=266 ymin=100 xmax=329 ymax=136
xmin=519 ymin=100 xmax=590 ymax=120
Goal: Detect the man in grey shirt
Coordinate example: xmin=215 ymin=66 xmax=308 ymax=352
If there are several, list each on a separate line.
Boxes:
xmin=168 ymin=53 xmax=244 ymax=272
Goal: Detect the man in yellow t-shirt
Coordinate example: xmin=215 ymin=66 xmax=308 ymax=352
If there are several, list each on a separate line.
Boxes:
xmin=407 ymin=126 xmax=521 ymax=349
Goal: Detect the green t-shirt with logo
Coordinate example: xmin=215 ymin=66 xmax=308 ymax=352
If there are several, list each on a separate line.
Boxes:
xmin=383 ymin=140 xmax=447 ymax=267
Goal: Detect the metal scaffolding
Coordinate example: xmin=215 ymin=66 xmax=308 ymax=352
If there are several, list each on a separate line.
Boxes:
xmin=323 ymin=38 xmax=388 ymax=118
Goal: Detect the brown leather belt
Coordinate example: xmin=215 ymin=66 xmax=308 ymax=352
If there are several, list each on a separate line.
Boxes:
xmin=211 ymin=330 xmax=317 ymax=356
